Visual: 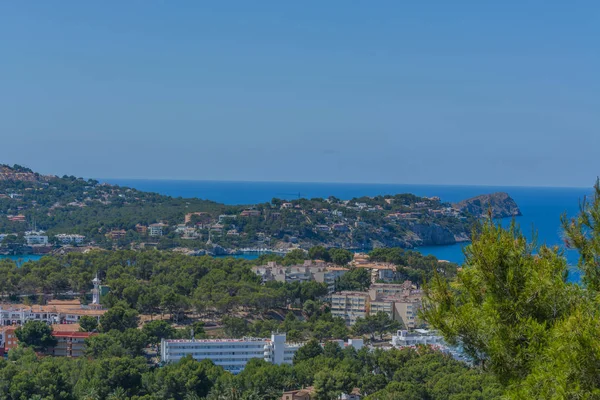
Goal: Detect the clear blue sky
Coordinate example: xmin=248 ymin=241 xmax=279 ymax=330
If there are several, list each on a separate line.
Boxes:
xmin=0 ymin=1 xmax=598 ymax=186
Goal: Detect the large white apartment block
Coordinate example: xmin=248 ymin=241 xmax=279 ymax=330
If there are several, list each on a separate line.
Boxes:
xmin=160 ymin=333 xmax=363 ymax=374
xmin=55 ymin=234 xmax=85 ymax=245
xmin=24 ymin=231 xmax=48 ymax=246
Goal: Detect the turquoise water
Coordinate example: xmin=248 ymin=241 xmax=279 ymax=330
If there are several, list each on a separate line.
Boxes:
xmin=0 ymin=254 xmax=43 ymax=264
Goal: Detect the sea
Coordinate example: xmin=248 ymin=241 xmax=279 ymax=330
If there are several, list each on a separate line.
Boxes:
xmin=2 ymin=180 xmax=592 ymax=281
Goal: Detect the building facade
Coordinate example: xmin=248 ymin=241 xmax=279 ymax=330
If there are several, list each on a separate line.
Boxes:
xmin=252 ymin=261 xmax=348 ymax=293
xmin=161 ymin=333 xmax=363 ymax=374
xmin=24 ymin=231 xmax=49 ymax=246
xmin=148 ymin=223 xmax=166 ymax=237
xmin=48 ymin=331 xmax=96 ymax=357
xmin=331 ymin=282 xmax=422 ymax=328
xmin=55 ymin=234 xmax=85 ymax=245
xmin=330 ymin=291 xmax=369 ymax=325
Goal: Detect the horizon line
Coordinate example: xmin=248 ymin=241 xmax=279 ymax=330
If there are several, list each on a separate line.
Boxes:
xmin=98 ymin=177 xmax=593 ymax=191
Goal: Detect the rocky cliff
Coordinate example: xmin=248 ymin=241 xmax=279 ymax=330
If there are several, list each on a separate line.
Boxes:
xmin=453 ymin=192 xmax=521 ymax=219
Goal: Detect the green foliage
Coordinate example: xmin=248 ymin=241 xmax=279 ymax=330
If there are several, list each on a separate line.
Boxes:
xmin=293 ymin=339 xmax=323 ymax=363
xmin=369 ymin=247 xmax=459 ymax=285
xmin=142 ymin=320 xmax=176 ymax=346
xmin=0 ymin=168 xmax=476 ymax=251
xmin=14 ymin=321 xmax=57 ymax=351
xmin=0 ymin=336 xmax=501 ymax=400
xmin=99 ymin=305 xmax=140 ymax=332
xmin=221 ymin=316 xmax=249 ymax=338
xmin=79 ymin=315 xmax=99 ymax=332
xmin=328 ymin=248 xmax=353 ymax=266
xmin=352 ymin=312 xmax=402 ymax=341
xmin=424 ymin=185 xmax=600 ymax=398
xmin=336 ymin=268 xmax=371 ymax=291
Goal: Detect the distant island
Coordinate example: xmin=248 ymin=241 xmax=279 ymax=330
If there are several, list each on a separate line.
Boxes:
xmin=0 ymin=164 xmax=521 ymax=255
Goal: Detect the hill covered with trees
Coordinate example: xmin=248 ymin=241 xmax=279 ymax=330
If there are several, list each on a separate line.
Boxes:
xmin=0 ymin=164 xmax=519 ymax=253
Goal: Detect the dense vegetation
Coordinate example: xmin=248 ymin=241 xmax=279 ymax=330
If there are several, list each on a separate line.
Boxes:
xmin=0 ymin=164 xmax=478 ymax=251
xmin=424 ymin=182 xmax=600 ymax=398
xmin=0 ymin=342 xmax=502 ymax=400
xmin=0 ymin=250 xmax=327 ymax=321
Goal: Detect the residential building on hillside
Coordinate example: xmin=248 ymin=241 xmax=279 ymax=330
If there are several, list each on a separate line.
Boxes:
xmin=55 ymin=234 xmax=85 ymax=245
xmin=48 ymin=331 xmax=97 ymax=357
xmin=149 ymin=223 xmax=167 ymax=237
xmin=135 ymin=224 xmax=148 ymax=235
xmin=252 ymin=261 xmax=348 ymax=293
xmin=161 ymin=333 xmax=363 ymax=374
xmin=240 ymin=209 xmax=261 ymax=217
xmin=330 ymin=282 xmax=422 ymax=328
xmin=107 ymin=229 xmax=126 ymax=240
xmin=24 ymin=230 xmax=48 ymax=246
xmin=330 ymin=291 xmax=370 ymax=325
xmin=0 ymin=326 xmax=18 ymax=351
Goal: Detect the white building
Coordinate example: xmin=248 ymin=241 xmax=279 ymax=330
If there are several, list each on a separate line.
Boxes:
xmin=391 ymin=329 xmax=442 ymax=347
xmin=252 ymin=261 xmax=348 ymax=293
xmin=24 ymin=231 xmax=48 ymax=246
xmin=55 ymin=234 xmax=85 ymax=245
xmin=148 ymin=223 xmax=167 ymax=237
xmin=160 ymin=333 xmax=363 ymax=374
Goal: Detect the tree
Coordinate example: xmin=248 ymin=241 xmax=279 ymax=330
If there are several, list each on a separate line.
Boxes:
xmin=14 ymin=321 xmax=57 ymax=351
xmin=142 ymin=320 xmax=176 ymax=347
xmin=336 ymin=268 xmax=371 ymax=291
xmin=79 ymin=315 xmax=99 ymax=332
xmin=222 ymin=316 xmax=249 ymax=338
xmin=373 ymin=312 xmax=401 ymax=340
xmin=328 ymin=248 xmax=353 ymax=266
xmin=423 ymin=213 xmax=590 ymax=398
xmin=293 ymin=339 xmax=323 ymax=363
xmin=99 ymin=305 xmax=139 ymax=332
xmin=308 ymin=246 xmax=331 ymax=262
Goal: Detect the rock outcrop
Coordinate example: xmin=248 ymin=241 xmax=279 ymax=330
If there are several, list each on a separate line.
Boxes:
xmin=453 ymin=192 xmax=521 ymax=219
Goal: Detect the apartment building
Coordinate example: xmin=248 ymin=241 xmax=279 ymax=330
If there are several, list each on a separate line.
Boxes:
xmin=24 ymin=230 xmax=49 ymax=246
xmin=55 ymin=234 xmax=85 ymax=245
xmin=330 ymin=282 xmax=422 ymax=328
xmin=252 ymin=261 xmax=348 ymax=293
xmin=161 ymin=333 xmax=363 ymax=374
xmin=330 ymin=291 xmax=369 ymax=325
xmin=148 ymin=223 xmax=167 ymax=237
xmin=48 ymin=331 xmax=97 ymax=357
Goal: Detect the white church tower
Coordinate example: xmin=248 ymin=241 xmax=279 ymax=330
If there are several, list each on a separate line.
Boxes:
xmin=92 ymin=273 xmax=101 ymax=305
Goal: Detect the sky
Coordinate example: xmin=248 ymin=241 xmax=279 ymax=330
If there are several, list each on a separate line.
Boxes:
xmin=0 ymin=1 xmax=598 ymax=187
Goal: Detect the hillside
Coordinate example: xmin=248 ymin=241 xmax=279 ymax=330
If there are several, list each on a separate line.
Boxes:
xmin=0 ymin=164 xmax=519 ymax=252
